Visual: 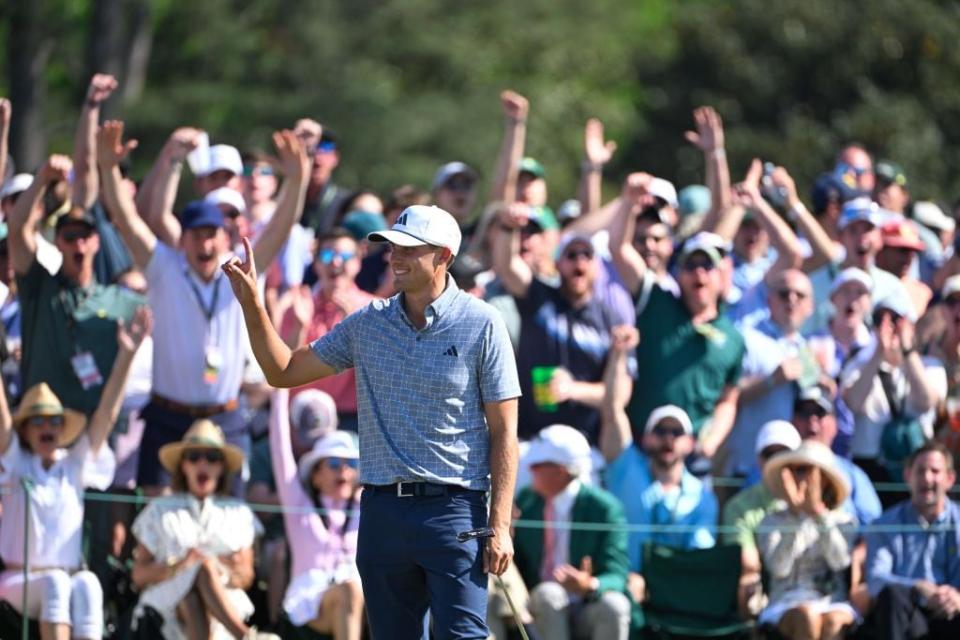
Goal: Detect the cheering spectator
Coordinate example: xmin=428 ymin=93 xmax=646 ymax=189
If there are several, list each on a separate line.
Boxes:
xmin=432 ymin=161 xmax=479 ymax=230
xmin=130 ymin=420 xmax=270 ymax=639
xmin=97 ymin=121 xmax=309 ymax=493
xmin=876 ymin=219 xmax=931 ymax=318
xmin=300 ymin=126 xmax=349 ymax=235
xmin=866 ymin=441 xmax=960 ymax=639
xmin=841 ymin=295 xmax=944 ymax=487
xmin=492 ymin=203 xmax=619 ymax=444
xmin=610 ymin=171 xmax=744 ymax=457
xmin=269 ymin=389 xmax=362 ymax=639
xmin=279 ymin=228 xmax=375 ymax=431
xmin=0 ymin=306 xmax=149 ymax=639
xmin=9 ymin=154 xmax=144 ymax=415
xmin=725 ymin=269 xmax=817 ymax=477
xmin=497 ymin=425 xmax=631 ymax=640
xmin=602 ymin=325 xmax=718 ymax=601
xmin=757 ymin=440 xmax=856 ymax=638
xmin=873 ymin=161 xmax=943 ymax=282
xmin=834 ymin=144 xmax=875 ymax=193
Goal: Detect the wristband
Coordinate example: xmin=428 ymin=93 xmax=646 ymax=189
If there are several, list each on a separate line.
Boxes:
xmin=788 ymin=201 xmax=805 ymax=222
xmin=581 ymin=160 xmax=603 ymax=173
xmin=710 ymin=148 xmax=726 ymax=159
xmin=85 ymin=99 xmax=101 ymax=109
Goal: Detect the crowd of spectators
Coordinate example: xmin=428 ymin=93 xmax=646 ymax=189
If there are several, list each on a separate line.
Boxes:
xmin=0 ymin=73 xmax=958 ymax=640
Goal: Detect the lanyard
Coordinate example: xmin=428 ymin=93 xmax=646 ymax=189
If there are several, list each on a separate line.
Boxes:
xmin=184 ymin=269 xmax=221 ymax=323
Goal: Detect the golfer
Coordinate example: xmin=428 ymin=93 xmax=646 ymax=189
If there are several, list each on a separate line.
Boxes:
xmin=223 ymin=205 xmax=521 ymax=639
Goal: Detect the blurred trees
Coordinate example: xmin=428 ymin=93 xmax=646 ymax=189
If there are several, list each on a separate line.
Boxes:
xmin=3 ymin=0 xmax=960 ymax=208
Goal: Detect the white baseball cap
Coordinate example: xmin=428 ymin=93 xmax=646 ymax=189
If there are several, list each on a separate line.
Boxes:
xmin=829 ymin=267 xmax=873 ymax=297
xmin=754 ymin=420 xmax=802 ymax=456
xmin=0 ymin=173 xmax=33 ymax=200
xmin=643 ymin=405 xmax=693 ymax=436
xmin=368 ymin=205 xmax=462 ymax=256
xmin=297 ymin=430 xmax=359 ymax=488
xmin=200 ymin=144 xmax=243 ymax=177
xmin=204 ymin=186 xmax=247 ymax=216
xmin=525 ymin=424 xmax=592 ymax=476
xmin=913 ymin=201 xmax=955 ymax=233
xmin=943 ymin=274 xmax=960 ymax=300
xmin=648 ymin=177 xmax=679 ymax=209
xmin=290 ymin=389 xmax=338 ymax=443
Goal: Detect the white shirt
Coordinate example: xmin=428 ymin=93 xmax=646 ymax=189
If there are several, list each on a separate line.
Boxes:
xmin=145 ymin=242 xmax=248 ymax=404
xmin=0 ymin=435 xmax=114 ymax=569
xmin=841 ymin=335 xmax=946 ymax=458
xmin=544 ymin=478 xmax=581 ymax=573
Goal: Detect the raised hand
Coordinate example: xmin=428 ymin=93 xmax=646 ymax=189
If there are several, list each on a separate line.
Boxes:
xmin=802 ymin=466 xmax=826 ymax=517
xmin=500 ymin=90 xmax=529 ymax=122
xmin=622 ymin=172 xmax=652 ymax=207
xmin=584 ymin=118 xmax=617 ymax=167
xmin=86 ymin=73 xmax=118 ymax=106
xmin=877 ymin=314 xmax=902 ymax=364
xmin=222 ymin=237 xmax=260 ymax=306
xmin=165 ymin=127 xmax=205 ymax=162
xmin=684 ymin=106 xmax=725 ymax=152
xmin=39 ymin=154 xmax=74 ymax=184
xmin=610 ymin=324 xmax=640 ymax=354
xmin=780 ymin=466 xmax=806 ymax=514
xmin=497 ymin=201 xmax=532 ymax=231
xmin=273 ymin=129 xmax=310 ymax=181
xmin=0 ymin=98 xmax=10 ymax=129
xmin=770 ymin=166 xmax=799 ymax=204
xmin=117 ymin=305 xmax=153 ymax=354
xmin=293 ymin=118 xmax=323 ymax=150
xmin=97 ymin=121 xmax=138 ymax=168
xmin=732 ymin=158 xmax=764 ymax=208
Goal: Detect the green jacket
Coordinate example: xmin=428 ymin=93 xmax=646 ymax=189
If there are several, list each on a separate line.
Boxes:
xmin=513 ymin=483 xmax=629 ymax=595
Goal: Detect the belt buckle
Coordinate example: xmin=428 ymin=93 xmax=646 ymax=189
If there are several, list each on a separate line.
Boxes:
xmin=396 ymin=482 xmax=414 ymax=498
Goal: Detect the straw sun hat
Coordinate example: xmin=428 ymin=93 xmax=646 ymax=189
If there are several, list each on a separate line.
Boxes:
xmin=159 ymin=419 xmax=245 ymax=475
xmin=763 ymin=440 xmax=851 ymax=510
xmin=13 ymin=383 xmax=87 ymax=447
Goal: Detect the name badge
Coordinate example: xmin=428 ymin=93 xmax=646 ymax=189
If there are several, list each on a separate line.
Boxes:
xmin=71 ymin=351 xmax=103 ymax=390
xmin=204 ymin=345 xmax=223 ymax=384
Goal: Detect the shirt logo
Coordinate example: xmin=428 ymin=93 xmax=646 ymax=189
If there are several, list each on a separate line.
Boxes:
xmin=444 ymin=345 xmax=459 ymax=357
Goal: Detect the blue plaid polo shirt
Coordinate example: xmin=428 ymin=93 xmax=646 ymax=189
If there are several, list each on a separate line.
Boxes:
xmin=310 ymin=278 xmax=521 ymax=490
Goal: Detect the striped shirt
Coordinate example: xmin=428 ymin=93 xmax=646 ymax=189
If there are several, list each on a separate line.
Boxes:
xmin=310 ymin=278 xmax=521 ymax=490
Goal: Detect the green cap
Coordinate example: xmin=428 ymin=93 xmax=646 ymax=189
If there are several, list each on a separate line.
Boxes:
xmin=876 ymin=160 xmax=907 ymax=188
xmin=519 ymin=157 xmax=546 ymax=179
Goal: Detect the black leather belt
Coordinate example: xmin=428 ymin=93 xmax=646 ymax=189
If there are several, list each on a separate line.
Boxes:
xmin=366 ymin=482 xmax=480 ymax=497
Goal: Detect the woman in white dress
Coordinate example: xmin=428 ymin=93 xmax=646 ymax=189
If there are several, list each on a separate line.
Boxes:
xmin=758 ymin=440 xmax=857 ymax=640
xmin=0 ymin=306 xmax=150 ymax=640
xmin=130 ymin=419 xmax=271 ymax=640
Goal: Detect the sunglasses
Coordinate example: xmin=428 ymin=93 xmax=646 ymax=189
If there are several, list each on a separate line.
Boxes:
xmin=681 ymin=259 xmax=716 ymax=272
xmin=325 ymin=458 xmax=358 ymax=471
xmin=183 ymin=449 xmax=225 ymax=465
xmin=651 ymin=424 xmax=686 ymax=439
xmin=60 ymin=229 xmax=94 ymax=242
xmin=562 ymin=248 xmax=594 ymax=261
xmin=635 ymin=232 xmax=670 ymax=243
xmin=26 ymin=415 xmax=64 ymax=428
xmin=318 ymin=248 xmax=356 ymax=264
xmin=443 ymin=176 xmax=475 ymax=193
xmin=795 ymin=403 xmax=828 ymax=420
xmin=777 ymin=289 xmax=808 ymax=302
xmin=243 ymin=165 xmax=274 ymax=178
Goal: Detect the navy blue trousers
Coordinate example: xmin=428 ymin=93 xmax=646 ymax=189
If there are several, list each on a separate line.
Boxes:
xmin=357 ymin=489 xmax=490 ymax=640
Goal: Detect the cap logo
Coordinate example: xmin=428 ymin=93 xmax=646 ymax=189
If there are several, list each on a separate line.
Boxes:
xmin=397 ymin=212 xmax=409 ymax=226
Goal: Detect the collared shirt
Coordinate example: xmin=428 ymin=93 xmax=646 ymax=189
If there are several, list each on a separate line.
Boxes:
xmin=543 ymin=478 xmax=581 ymax=574
xmin=145 ymin=242 xmax=248 ymax=405
xmin=0 ymin=435 xmax=114 ymax=569
xmin=725 ymin=320 xmax=814 ymax=475
xmin=721 ymin=482 xmax=781 ymax=553
xmin=281 ymin=283 xmax=376 ymax=413
xmin=605 ymin=445 xmax=717 ymax=572
xmin=867 ymin=500 xmax=960 ymax=597
xmin=310 ymin=277 xmax=521 ymax=490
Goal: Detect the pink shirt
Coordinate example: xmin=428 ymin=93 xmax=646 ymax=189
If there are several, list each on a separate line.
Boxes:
xmin=269 ymin=389 xmax=359 ymax=579
xmin=281 ymin=284 xmax=376 ymax=413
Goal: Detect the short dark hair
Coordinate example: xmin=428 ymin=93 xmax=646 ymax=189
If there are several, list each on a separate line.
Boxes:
xmin=385 ymin=185 xmax=430 ymax=216
xmin=906 ymin=440 xmax=954 ymax=472
xmin=316 ymin=227 xmax=356 ymax=246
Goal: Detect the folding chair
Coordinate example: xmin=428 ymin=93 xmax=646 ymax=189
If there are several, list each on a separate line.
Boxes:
xmin=641 ymin=543 xmax=753 ymax=639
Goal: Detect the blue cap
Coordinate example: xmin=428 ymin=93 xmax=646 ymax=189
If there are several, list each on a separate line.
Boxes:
xmin=180 ymin=200 xmax=225 ymax=230
xmin=342 ymin=210 xmax=387 ymax=240
xmin=678 ymin=185 xmax=711 ymax=217
xmin=811 ymin=172 xmax=864 ymax=215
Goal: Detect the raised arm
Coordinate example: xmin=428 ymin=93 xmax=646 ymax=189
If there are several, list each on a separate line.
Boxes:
xmin=0 ymin=98 xmax=10 ymax=188
xmin=685 ymin=106 xmax=730 ymax=227
xmin=578 ymin=118 xmax=616 ymax=215
xmin=135 ymin=127 xmax=205 ymax=247
xmin=251 ymin=130 xmax=310 ymax=268
xmin=97 ymin=121 xmax=156 ymax=268
xmin=489 ymin=203 xmax=534 ymax=298
xmin=608 ymin=173 xmax=649 ymax=296
xmin=8 ymin=155 xmax=72 ymax=275
xmin=489 ymin=90 xmax=529 ymax=204
xmin=733 ymin=160 xmax=803 ymax=279
xmin=223 ymin=238 xmax=337 ymax=387
xmin=0 ymin=367 xmax=14 ymax=456
xmin=771 ymin=166 xmax=842 ymax=273
xmin=599 ymin=325 xmax=638 ymax=463
xmin=87 ymin=306 xmax=152 ymax=454
xmin=72 ymin=73 xmax=117 ymax=211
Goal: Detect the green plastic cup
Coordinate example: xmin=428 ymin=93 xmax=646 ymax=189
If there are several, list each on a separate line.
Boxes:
xmin=531 ymin=366 xmax=558 ymax=412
